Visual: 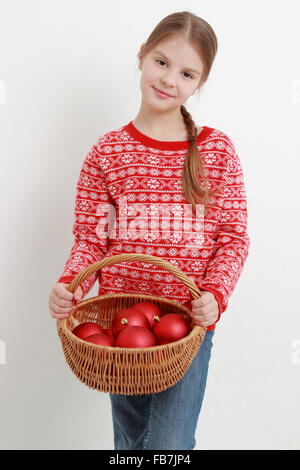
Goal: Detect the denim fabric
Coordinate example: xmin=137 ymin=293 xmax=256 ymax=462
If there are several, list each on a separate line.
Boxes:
xmin=109 ymin=329 xmax=215 ymax=450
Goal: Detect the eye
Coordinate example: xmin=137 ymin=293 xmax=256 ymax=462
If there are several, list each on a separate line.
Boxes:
xmin=155 ymin=59 xmax=193 ymax=79
xmin=183 ymin=72 xmax=193 ymax=80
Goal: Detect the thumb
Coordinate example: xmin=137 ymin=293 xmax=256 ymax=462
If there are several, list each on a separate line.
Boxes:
xmin=74 ymin=286 xmax=83 ymax=301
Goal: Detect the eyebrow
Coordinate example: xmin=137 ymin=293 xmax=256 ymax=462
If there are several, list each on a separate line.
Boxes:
xmin=153 ymin=49 xmax=201 ymax=75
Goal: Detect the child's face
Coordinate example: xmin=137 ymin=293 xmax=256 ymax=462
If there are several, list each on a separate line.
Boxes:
xmin=138 ymin=35 xmax=204 ymax=111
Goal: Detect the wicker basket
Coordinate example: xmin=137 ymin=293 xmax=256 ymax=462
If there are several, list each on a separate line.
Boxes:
xmin=56 ymin=253 xmax=206 ymax=395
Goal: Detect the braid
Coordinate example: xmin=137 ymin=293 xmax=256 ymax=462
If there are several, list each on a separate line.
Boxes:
xmin=180 ymin=105 xmax=198 ymax=143
xmin=180 ymin=105 xmax=216 ymax=210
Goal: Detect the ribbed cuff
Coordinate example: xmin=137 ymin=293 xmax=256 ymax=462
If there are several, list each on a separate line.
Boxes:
xmin=57 ymin=275 xmax=75 ymax=285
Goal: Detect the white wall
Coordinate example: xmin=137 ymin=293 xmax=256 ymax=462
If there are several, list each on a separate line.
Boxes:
xmin=0 ymin=0 xmax=299 ymax=450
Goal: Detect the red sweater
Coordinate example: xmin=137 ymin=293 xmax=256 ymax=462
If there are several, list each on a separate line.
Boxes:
xmin=58 ymin=121 xmax=250 ymax=331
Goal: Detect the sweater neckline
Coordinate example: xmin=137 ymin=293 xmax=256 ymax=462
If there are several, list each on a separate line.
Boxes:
xmin=124 ymin=120 xmax=212 ymax=151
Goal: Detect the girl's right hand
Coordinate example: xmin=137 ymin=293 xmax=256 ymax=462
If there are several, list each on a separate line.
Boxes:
xmin=49 ymin=282 xmax=83 ymax=320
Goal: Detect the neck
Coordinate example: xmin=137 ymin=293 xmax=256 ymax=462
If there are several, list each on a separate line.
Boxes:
xmin=133 ymin=104 xmax=186 ymax=138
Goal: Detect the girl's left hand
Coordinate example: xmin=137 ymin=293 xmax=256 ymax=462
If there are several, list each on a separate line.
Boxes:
xmin=191 ymin=291 xmax=219 ymax=328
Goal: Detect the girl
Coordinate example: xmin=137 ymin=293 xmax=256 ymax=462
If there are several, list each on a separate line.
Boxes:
xmin=49 ymin=11 xmax=250 ymax=450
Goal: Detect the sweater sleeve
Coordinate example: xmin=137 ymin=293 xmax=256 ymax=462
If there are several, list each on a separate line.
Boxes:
xmin=57 ymin=143 xmax=114 ymax=297
xmin=196 ymin=135 xmax=250 ymax=322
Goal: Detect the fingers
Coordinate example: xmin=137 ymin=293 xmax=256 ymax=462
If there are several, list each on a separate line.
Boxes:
xmin=192 ymin=303 xmax=213 ymax=316
xmin=49 ymin=283 xmax=86 ymax=320
xmin=51 ymin=293 xmax=74 ymax=308
xmin=191 ymin=291 xmax=219 ymax=327
xmin=74 ymin=286 xmax=83 ymax=301
xmin=50 ymin=291 xmax=73 ymax=309
xmin=49 ymin=283 xmax=76 ymax=320
xmin=56 ymin=283 xmax=74 ymax=301
xmin=49 ymin=301 xmax=75 ymax=319
xmin=191 ymin=292 xmax=215 ymax=309
xmin=49 ymin=302 xmax=74 ymax=314
xmin=191 ymin=309 xmax=218 ymax=328
xmin=49 ymin=310 xmax=72 ymax=320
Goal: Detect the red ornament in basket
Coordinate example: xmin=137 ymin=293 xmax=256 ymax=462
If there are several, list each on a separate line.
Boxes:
xmin=115 ymin=326 xmax=157 ymax=348
xmin=153 ymin=313 xmax=191 ymax=345
xmin=132 ymin=302 xmax=161 ymax=328
xmin=72 ymin=321 xmax=104 ymax=340
xmin=111 ymin=307 xmax=150 ymax=338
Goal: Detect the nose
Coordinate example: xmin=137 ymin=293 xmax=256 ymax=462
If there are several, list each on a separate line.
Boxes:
xmin=160 ymin=70 xmax=176 ymax=89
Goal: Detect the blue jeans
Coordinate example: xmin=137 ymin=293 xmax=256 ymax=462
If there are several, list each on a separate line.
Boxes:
xmin=109 ymin=329 xmax=215 ymax=450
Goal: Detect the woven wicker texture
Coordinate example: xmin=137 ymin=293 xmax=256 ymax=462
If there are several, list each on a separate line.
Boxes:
xmin=56 ymin=254 xmax=206 ymax=395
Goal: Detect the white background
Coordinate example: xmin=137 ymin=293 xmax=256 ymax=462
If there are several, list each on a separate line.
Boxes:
xmin=0 ymin=0 xmax=299 ymax=450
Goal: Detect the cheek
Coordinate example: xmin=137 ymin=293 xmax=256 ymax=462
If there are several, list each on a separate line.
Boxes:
xmin=177 ymin=87 xmax=195 ymax=104
xmin=181 ymin=84 xmax=194 ymax=98
xmin=141 ymin=67 xmax=161 ymax=86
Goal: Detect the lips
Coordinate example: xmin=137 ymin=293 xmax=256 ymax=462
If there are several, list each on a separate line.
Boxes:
xmin=153 ymin=86 xmax=173 ymax=97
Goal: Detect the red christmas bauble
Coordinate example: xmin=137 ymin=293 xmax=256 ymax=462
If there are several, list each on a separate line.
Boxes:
xmin=102 ymin=327 xmax=114 ymax=341
xmin=72 ymin=322 xmax=104 ymax=340
xmin=112 ymin=308 xmax=150 ymax=338
xmin=132 ymin=302 xmax=161 ymax=328
xmin=115 ymin=326 xmax=157 ymax=348
xmin=152 ymin=313 xmax=191 ymax=345
xmin=85 ymin=333 xmax=115 ymax=346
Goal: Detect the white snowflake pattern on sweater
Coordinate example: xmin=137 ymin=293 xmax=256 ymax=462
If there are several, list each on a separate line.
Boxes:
xmin=58 ymin=121 xmax=250 ymax=331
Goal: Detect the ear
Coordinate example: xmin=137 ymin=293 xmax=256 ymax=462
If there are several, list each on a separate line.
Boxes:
xmin=138 ymin=43 xmax=146 ymax=71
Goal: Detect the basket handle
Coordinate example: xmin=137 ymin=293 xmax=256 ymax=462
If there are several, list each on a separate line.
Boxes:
xmin=67 ymin=253 xmax=203 ymax=300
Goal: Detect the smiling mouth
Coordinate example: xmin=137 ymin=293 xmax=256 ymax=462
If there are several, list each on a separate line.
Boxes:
xmin=153 ymin=86 xmax=173 ymax=97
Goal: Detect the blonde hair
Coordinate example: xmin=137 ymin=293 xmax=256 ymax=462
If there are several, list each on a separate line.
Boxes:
xmin=137 ymin=11 xmax=219 ymax=210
